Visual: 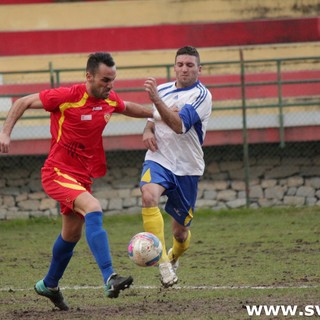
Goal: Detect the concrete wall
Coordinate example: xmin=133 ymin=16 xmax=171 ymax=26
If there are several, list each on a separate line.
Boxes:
xmin=1 ymin=143 xmax=320 ymax=219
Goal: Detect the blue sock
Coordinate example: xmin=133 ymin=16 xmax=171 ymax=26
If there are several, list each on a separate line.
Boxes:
xmin=44 ymin=234 xmax=77 ymax=288
xmin=85 ymin=211 xmax=114 ymax=283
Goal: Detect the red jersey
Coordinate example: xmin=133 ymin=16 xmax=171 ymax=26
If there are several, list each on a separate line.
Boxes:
xmin=39 ymin=83 xmax=126 ymax=184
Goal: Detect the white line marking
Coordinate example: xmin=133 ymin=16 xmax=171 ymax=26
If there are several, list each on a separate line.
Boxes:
xmin=0 ymin=284 xmax=319 ymax=292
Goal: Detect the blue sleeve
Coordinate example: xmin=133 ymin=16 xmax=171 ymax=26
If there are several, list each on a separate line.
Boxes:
xmin=179 ymin=104 xmax=201 ymax=132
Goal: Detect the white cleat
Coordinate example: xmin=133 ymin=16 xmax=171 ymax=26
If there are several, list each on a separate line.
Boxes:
xmin=159 ymin=262 xmax=178 ymax=288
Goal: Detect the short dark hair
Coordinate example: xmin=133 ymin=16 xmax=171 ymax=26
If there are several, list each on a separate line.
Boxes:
xmin=175 ymin=46 xmax=200 ymax=65
xmin=86 ymin=52 xmax=115 ymax=74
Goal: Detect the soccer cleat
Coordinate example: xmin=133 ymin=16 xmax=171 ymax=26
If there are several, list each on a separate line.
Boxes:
xmin=159 ymin=262 xmax=178 ymax=288
xmin=168 ymin=248 xmax=180 ymax=273
xmin=105 ymin=273 xmax=133 ymax=298
xmin=34 ymin=279 xmax=69 ymax=311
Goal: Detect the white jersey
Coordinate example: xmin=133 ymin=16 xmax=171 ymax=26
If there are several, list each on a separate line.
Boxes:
xmin=145 ymin=80 xmax=212 ymax=176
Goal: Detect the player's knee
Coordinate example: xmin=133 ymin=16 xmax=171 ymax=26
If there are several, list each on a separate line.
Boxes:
xmin=62 ymin=228 xmax=82 ymax=243
xmin=173 ymin=234 xmax=185 ymax=243
xmin=77 ymin=197 xmax=102 ymax=214
xmin=173 ymin=229 xmax=189 ymax=243
xmin=74 ymin=193 xmax=102 ymax=215
xmin=141 ymin=189 xmax=159 ymax=207
xmin=87 ymin=198 xmax=102 ymax=212
xmin=65 ymin=233 xmax=82 ymax=243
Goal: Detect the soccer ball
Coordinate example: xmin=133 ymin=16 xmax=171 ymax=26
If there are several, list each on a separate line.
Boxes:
xmin=128 ymin=232 xmax=162 ymax=267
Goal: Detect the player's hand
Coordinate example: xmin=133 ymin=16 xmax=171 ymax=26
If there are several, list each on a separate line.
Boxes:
xmin=170 ymin=105 xmax=179 ymax=113
xmin=143 ymin=129 xmax=158 ymax=152
xmin=144 ymin=77 xmax=161 ymax=104
xmin=0 ymin=132 xmax=10 ymax=153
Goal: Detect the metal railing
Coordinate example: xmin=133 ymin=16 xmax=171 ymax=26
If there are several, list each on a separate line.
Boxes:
xmin=1 ymin=55 xmax=320 ymax=146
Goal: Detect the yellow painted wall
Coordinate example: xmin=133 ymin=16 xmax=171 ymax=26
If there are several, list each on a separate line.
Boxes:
xmin=1 ymin=43 xmax=319 ymax=78
xmin=0 ymin=0 xmax=319 ymax=31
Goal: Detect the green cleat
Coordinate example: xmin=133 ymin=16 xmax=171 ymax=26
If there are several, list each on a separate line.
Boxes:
xmin=34 ymin=279 xmax=69 ymax=311
xmin=105 ymin=273 xmax=133 ymax=298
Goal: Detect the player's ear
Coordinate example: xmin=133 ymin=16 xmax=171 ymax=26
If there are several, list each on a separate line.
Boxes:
xmin=86 ymin=71 xmax=94 ymax=82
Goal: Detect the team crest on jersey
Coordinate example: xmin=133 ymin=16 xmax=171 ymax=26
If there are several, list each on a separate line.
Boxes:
xmin=104 ymin=113 xmax=111 ymax=123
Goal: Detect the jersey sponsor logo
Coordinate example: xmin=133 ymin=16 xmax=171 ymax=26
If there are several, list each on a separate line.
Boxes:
xmin=104 ymin=113 xmax=111 ymax=123
xmin=93 ymin=106 xmax=102 ymax=111
xmin=81 ymin=114 xmax=92 ymax=121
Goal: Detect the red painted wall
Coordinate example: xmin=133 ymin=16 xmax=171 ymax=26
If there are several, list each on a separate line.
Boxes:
xmin=0 ymin=18 xmax=319 ymax=56
xmin=1 ymin=71 xmax=319 ymax=102
xmin=0 ymin=0 xmax=53 ymax=3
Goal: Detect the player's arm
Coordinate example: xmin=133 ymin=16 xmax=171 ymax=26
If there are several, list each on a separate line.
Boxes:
xmin=142 ymin=120 xmax=158 ymax=152
xmin=144 ymin=77 xmax=183 ymax=134
xmin=122 ymin=101 xmax=153 ymax=118
xmin=0 ymin=93 xmax=43 ymax=153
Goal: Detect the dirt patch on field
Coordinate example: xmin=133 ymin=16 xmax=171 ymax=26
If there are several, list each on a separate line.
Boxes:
xmin=1 ymin=289 xmax=230 ymax=320
xmin=2 ymin=285 xmax=319 ymax=320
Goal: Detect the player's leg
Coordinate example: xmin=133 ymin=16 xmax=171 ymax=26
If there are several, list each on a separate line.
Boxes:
xmin=168 ymin=220 xmax=191 ymax=272
xmin=44 ymin=213 xmax=83 ymax=288
xmin=140 ymin=183 xmax=168 ymax=262
xmin=141 ymin=184 xmax=178 ymax=287
xmin=74 ymin=192 xmax=133 ymax=298
xmin=74 ymin=191 xmax=114 ymax=281
xmin=35 ymin=167 xmax=86 ymax=310
xmin=40 ymin=166 xmax=86 ymax=288
xmin=140 ymin=161 xmax=178 ymax=287
xmin=34 ymin=213 xmax=82 ymax=311
xmin=140 ymin=161 xmax=172 ymax=263
xmin=165 ymin=175 xmax=198 ymax=273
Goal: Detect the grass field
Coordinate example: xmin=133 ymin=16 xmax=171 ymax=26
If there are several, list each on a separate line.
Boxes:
xmin=0 ymin=207 xmax=319 ymax=319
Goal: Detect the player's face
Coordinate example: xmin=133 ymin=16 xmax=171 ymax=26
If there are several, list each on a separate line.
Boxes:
xmin=86 ymin=63 xmax=117 ymax=99
xmin=174 ymin=55 xmax=201 ymax=88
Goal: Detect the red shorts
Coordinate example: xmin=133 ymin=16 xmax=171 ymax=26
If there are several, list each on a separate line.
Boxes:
xmin=41 ymin=166 xmax=92 ymax=215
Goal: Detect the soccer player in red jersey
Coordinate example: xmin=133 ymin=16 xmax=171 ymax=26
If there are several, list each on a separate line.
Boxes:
xmin=0 ymin=52 xmax=153 ymax=310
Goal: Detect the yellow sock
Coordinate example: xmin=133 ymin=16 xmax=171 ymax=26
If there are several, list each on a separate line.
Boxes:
xmin=170 ymin=230 xmax=191 ymax=261
xmin=142 ymin=207 xmax=169 ymax=262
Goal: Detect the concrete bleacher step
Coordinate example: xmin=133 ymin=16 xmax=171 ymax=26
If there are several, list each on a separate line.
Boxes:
xmin=0 ymin=42 xmax=319 ymax=75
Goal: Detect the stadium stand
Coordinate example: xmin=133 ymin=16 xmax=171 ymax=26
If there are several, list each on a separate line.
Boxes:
xmin=0 ymin=0 xmax=319 ymax=154
xmin=0 ymin=0 xmax=319 ymax=68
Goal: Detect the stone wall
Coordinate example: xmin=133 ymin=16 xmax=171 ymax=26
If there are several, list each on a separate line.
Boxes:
xmin=1 ymin=143 xmax=320 ymax=220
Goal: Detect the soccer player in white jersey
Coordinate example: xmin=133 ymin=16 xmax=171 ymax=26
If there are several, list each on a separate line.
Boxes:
xmin=140 ymin=46 xmax=212 ymax=287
